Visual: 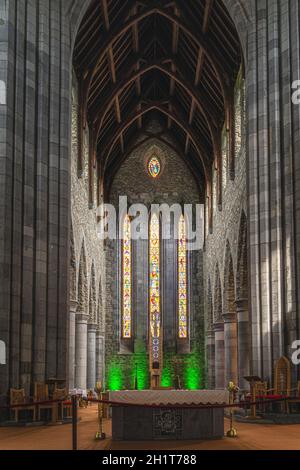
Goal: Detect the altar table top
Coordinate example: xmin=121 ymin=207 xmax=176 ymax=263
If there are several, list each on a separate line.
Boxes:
xmin=109 ymin=390 xmax=229 ymax=406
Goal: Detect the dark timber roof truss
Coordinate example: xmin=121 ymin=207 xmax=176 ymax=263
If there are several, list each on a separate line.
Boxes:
xmin=73 ymin=0 xmax=241 ymax=208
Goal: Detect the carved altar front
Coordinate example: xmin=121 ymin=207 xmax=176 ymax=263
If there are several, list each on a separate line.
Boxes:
xmin=109 ymin=390 xmax=229 ymax=441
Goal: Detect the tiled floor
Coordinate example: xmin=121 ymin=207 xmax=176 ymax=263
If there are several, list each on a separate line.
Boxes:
xmin=0 ymin=406 xmax=300 ymax=451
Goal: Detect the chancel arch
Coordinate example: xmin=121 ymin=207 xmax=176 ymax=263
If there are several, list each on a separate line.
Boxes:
xmin=206 ymin=278 xmax=215 ymax=389
xmin=236 ymin=210 xmax=250 ymax=388
xmin=75 ymin=242 xmax=89 ymax=390
xmin=96 ymin=279 xmax=105 ymax=384
xmin=213 ymin=265 xmax=225 ymax=389
xmin=223 ymin=241 xmax=238 ymax=386
xmin=2 ymin=0 xmax=300 ymax=431
xmin=87 ymin=263 xmax=97 ymax=389
xmin=108 ymin=136 xmax=203 ymax=390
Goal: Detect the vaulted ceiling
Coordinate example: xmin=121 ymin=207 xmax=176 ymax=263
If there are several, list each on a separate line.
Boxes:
xmin=73 ymin=0 xmax=242 ymax=200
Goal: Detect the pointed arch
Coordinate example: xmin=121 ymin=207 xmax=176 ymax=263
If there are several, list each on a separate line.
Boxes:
xmin=149 ymin=211 xmax=162 ymax=386
xmin=97 ymin=278 xmax=104 ymax=334
xmin=213 ymin=264 xmax=222 ymax=323
xmin=89 ymin=263 xmax=97 ymax=323
xmin=77 ymin=240 xmax=88 ymax=312
xmin=224 ymin=241 xmax=236 ymax=316
xmin=70 ymin=222 xmax=77 ymax=301
xmin=178 ymin=214 xmax=188 ymax=339
xmin=236 ymin=210 xmax=248 ymax=300
xmin=122 ymin=214 xmax=132 ymax=339
xmin=207 ymin=278 xmax=213 ymax=330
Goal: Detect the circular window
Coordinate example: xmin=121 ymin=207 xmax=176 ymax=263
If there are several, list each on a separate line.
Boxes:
xmin=148 ymin=156 xmax=161 ymax=178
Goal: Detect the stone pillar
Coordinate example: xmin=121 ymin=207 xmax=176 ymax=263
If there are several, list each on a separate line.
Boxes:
xmin=96 ymin=332 xmax=105 ymax=385
xmin=222 ymin=313 xmax=238 ymax=386
xmin=75 ymin=312 xmax=88 ymax=390
xmin=87 ymin=323 xmax=97 ymax=390
xmin=206 ymin=330 xmax=215 ymax=389
xmin=236 ymin=298 xmax=250 ymax=390
xmin=68 ymin=301 xmax=78 ymax=390
xmin=214 ymin=322 xmax=225 ymax=389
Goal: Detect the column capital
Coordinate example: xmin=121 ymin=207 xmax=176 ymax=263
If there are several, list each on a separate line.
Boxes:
xmin=222 ymin=312 xmax=236 ymax=324
xmin=213 ymin=321 xmax=224 ymax=333
xmin=88 ymin=322 xmax=98 ymax=332
xmin=235 ymin=298 xmax=248 ymax=312
xmin=70 ymin=300 xmax=78 ymax=313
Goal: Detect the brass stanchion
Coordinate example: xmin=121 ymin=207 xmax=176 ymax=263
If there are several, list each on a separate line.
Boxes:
xmin=95 ymin=382 xmax=106 ymax=441
xmin=226 ymin=381 xmax=238 ymax=438
xmin=72 ymin=395 xmax=78 ymax=451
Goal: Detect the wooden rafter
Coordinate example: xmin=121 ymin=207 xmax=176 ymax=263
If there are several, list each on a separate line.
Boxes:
xmin=185 ymin=0 xmax=214 ymax=154
xmin=101 ymin=0 xmax=124 ymax=153
xmin=81 ymin=5 xmax=231 ymax=125
xmin=74 ymin=0 xmax=242 ymax=211
xmin=93 ymin=60 xmax=219 ymax=146
xmin=168 ymin=5 xmax=180 ymax=129
xmin=102 ymin=102 xmax=211 ymax=182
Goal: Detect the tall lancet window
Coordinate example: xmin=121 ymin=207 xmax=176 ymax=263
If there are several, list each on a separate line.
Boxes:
xmin=178 ymin=215 xmax=188 ymax=339
xmin=122 ymin=215 xmax=132 ymax=339
xmin=149 ymin=213 xmax=161 ymax=370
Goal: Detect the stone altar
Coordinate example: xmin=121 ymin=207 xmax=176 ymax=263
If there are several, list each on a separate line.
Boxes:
xmin=109 ymin=390 xmax=229 ymax=441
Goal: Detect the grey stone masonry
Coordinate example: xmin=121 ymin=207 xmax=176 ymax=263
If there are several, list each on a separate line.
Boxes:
xmin=0 ymin=0 xmax=300 ymax=403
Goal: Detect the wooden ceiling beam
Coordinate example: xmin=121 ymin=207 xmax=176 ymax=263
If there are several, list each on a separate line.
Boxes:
xmin=101 ymin=0 xmax=124 ymax=153
xmin=168 ymin=5 xmax=180 ymax=129
xmin=81 ymin=5 xmax=230 ymax=127
xmin=131 ymin=4 xmax=142 ymax=129
xmin=185 ymin=0 xmax=214 ymax=155
xmin=93 ymin=60 xmax=219 ymax=149
xmin=101 ymin=102 xmax=211 ymax=183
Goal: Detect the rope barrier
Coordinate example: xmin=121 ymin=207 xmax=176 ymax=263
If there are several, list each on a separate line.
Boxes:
xmin=87 ymin=395 xmax=291 ymax=410
xmin=0 ymin=398 xmax=67 ymax=410
xmin=0 ymin=395 xmax=292 ymax=411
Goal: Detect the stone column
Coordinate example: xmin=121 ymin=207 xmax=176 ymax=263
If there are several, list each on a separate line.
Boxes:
xmin=236 ymin=298 xmax=250 ymax=390
xmin=222 ymin=313 xmax=238 ymax=386
xmin=75 ymin=312 xmax=88 ymax=390
xmin=87 ymin=323 xmax=97 ymax=390
xmin=214 ymin=322 xmax=225 ymax=389
xmin=68 ymin=301 xmax=78 ymax=390
xmin=96 ymin=332 xmax=105 ymax=385
xmin=206 ymin=330 xmax=215 ymax=389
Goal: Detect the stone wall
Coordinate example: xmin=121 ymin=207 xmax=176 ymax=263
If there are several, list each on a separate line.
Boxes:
xmin=0 ymin=0 xmax=300 ymax=406
xmin=70 ymin=74 xmax=106 ymax=390
xmin=203 ymin=71 xmax=249 ymax=389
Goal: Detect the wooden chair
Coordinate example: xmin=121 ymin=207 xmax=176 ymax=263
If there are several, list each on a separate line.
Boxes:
xmin=10 ymin=389 xmax=36 ymax=423
xmin=52 ymin=387 xmax=72 ymax=421
xmin=34 ymin=383 xmax=53 ymax=422
xmin=288 ymin=381 xmax=300 ymax=414
xmin=266 ymin=356 xmax=292 ymax=412
xmin=253 ymin=381 xmax=268 ymax=414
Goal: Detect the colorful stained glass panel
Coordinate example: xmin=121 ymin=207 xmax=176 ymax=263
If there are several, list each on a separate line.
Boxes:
xmin=178 ymin=215 xmax=188 ymax=339
xmin=122 ymin=215 xmax=132 ymax=339
xmin=148 ymin=156 xmax=161 ymax=178
xmin=149 ymin=214 xmax=160 ymax=362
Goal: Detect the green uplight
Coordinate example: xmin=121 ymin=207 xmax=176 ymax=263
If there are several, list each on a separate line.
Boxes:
xmin=161 ymin=366 xmax=173 ymax=388
xmin=184 ymin=351 xmax=203 ymax=390
xmin=132 ymin=351 xmax=149 ymax=390
xmin=108 ymin=361 xmax=123 ymax=391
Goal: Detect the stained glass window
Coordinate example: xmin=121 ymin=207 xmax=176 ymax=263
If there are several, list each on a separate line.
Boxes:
xmin=148 ymin=156 xmax=161 ymax=178
xmin=178 ymin=215 xmax=188 ymax=339
xmin=122 ymin=215 xmax=132 ymax=339
xmin=149 ymin=213 xmax=161 ymax=364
